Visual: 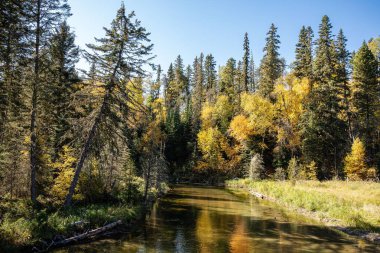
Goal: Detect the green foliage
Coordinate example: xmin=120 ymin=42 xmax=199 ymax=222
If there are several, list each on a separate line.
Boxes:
xmin=259 ymin=24 xmax=284 ymax=99
xmin=247 ymin=153 xmax=265 ymax=180
xmin=293 ymin=26 xmax=313 ymax=79
xmin=227 ymin=179 xmax=380 ymax=232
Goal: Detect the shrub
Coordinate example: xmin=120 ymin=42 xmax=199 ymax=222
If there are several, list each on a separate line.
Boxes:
xmin=273 ymin=167 xmax=286 ymax=181
xmin=299 ymin=161 xmax=318 ymax=180
xmin=247 ymin=153 xmax=265 ymax=180
xmin=287 ymin=157 xmax=300 ymax=180
xmin=344 ymin=138 xmax=368 ymax=180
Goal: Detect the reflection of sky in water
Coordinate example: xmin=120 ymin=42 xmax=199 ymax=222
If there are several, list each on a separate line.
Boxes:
xmin=53 ymin=186 xmax=380 ymax=253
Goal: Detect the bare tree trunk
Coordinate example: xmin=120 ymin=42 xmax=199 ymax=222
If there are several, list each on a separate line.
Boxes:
xmin=30 ymin=0 xmax=41 ymax=203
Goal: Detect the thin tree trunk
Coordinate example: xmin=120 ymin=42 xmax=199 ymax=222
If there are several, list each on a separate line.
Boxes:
xmin=64 ymin=91 xmax=110 ymax=207
xmin=30 ymin=0 xmax=41 ymax=203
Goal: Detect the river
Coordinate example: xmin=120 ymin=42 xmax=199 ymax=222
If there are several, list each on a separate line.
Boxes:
xmin=54 ymin=185 xmax=379 ymax=253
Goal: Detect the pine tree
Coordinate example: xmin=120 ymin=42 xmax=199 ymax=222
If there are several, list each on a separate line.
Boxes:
xmin=259 ymin=24 xmax=282 ymax=99
xmin=27 ymin=0 xmax=70 ymax=203
xmin=313 ymin=16 xmax=335 ymax=83
xmin=351 ymin=42 xmax=379 ymax=163
xmin=46 ymin=21 xmax=80 ymax=159
xmin=204 ymin=54 xmax=217 ymax=102
xmin=302 ymin=15 xmax=347 ymax=179
xmin=335 ymin=29 xmax=352 ymax=138
xmin=0 ymin=0 xmax=29 ymax=197
xmin=64 ymin=4 xmax=153 ymax=206
xmin=219 ymin=58 xmax=236 ymax=99
xmin=293 ymin=26 xmax=313 ymax=79
xmin=248 ymin=53 xmax=255 ymax=92
xmin=192 ymin=53 xmax=204 ymax=133
xmin=242 ymin=32 xmax=250 ymax=92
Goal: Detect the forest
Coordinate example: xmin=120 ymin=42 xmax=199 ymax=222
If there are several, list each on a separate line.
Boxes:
xmin=0 ymin=0 xmax=379 ymax=251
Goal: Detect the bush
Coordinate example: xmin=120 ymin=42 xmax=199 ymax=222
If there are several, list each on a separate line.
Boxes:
xmin=247 ymin=153 xmax=265 ymax=180
xmin=273 ymin=167 xmax=286 ymax=181
xmin=117 ymin=176 xmax=145 ymax=204
xmin=344 ymin=138 xmax=369 ymax=180
xmin=299 ymin=161 xmax=318 ymax=180
xmin=287 ymin=157 xmax=300 ymax=180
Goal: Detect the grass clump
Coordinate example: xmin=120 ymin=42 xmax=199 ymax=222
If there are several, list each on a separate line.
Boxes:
xmin=0 ymin=199 xmax=140 ymax=252
xmin=226 ymin=179 xmax=380 ymax=233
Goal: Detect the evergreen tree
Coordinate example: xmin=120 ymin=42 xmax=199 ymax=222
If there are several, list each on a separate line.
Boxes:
xmin=46 ymin=21 xmax=80 ymax=159
xmin=0 ymin=0 xmax=29 ymax=197
xmin=248 ymin=53 xmax=255 ymax=92
xmin=64 ymin=4 xmax=153 ymax=206
xmin=293 ymin=26 xmax=313 ymax=79
xmin=351 ymin=42 xmax=379 ymax=163
xmin=204 ymin=54 xmax=217 ymax=102
xmin=335 ymin=29 xmax=352 ymax=138
xmin=27 ymin=0 xmax=70 ymax=203
xmin=242 ymin=32 xmax=250 ymax=92
xmin=302 ymin=15 xmax=347 ymax=179
xmin=313 ymin=16 xmax=335 ymax=83
xmin=259 ymin=24 xmax=282 ymax=99
xmin=191 ymin=53 xmax=204 ymax=133
xmin=219 ymin=58 xmax=236 ymax=98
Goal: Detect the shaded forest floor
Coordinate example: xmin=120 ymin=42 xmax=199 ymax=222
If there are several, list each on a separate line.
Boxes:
xmin=0 ymin=200 xmax=142 ymax=252
xmin=226 ymin=179 xmax=380 ymax=243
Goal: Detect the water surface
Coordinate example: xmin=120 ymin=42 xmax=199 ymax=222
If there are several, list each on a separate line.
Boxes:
xmin=54 ymin=185 xmax=379 ymax=253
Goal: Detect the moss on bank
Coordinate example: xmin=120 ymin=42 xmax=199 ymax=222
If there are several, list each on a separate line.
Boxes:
xmin=226 ymin=179 xmax=380 ymax=233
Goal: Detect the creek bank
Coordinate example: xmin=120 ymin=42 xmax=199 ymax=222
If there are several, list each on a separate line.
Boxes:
xmin=226 ymin=179 xmax=380 ymax=245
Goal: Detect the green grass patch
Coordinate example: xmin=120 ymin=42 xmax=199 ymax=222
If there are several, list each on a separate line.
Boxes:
xmin=0 ymin=199 xmax=140 ymax=252
xmin=226 ymin=179 xmax=380 ymax=233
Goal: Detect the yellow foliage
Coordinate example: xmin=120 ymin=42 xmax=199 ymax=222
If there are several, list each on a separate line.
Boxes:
xmin=344 ymin=138 xmax=368 ymax=181
xmin=51 ymin=146 xmax=82 ymax=202
xmin=273 ymin=75 xmax=310 ymax=151
xmin=229 ymin=115 xmax=253 ymax=142
xmin=240 ymin=93 xmax=275 ymax=136
xmin=197 ymin=127 xmax=241 ymax=171
xmin=200 ymin=95 xmax=233 ymax=130
xmin=200 ymin=102 xmax=215 ymax=129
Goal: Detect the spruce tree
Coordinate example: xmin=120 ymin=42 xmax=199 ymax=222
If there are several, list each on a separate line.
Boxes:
xmin=351 ymin=42 xmax=379 ymax=163
xmin=335 ymin=29 xmax=352 ymax=138
xmin=64 ymin=4 xmax=153 ymax=206
xmin=293 ymin=26 xmax=313 ymax=80
xmin=302 ymin=15 xmax=347 ymax=178
xmin=191 ymin=53 xmax=204 ymax=133
xmin=27 ymin=0 xmax=70 ymax=203
xmin=259 ymin=24 xmax=282 ymax=99
xmin=46 ymin=21 xmax=80 ymax=159
xmin=248 ymin=53 xmax=255 ymax=92
xmin=204 ymin=54 xmax=217 ymax=102
xmin=242 ymin=32 xmax=250 ymax=92
xmin=0 ymin=0 xmax=29 ymax=197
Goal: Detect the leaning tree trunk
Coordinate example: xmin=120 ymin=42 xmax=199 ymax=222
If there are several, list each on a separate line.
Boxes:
xmin=64 ymin=51 xmax=124 ymax=207
xmin=63 ymin=91 xmax=110 ymax=207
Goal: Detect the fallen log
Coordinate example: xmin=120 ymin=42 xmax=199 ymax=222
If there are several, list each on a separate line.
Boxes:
xmin=32 ymin=220 xmax=123 ymax=252
xmin=56 ymin=220 xmax=123 ymax=246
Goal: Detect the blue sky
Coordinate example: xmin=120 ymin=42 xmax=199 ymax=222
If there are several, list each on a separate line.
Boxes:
xmin=67 ymin=0 xmax=380 ymax=73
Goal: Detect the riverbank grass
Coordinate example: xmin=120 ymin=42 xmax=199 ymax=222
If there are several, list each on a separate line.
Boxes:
xmin=226 ymin=179 xmax=380 ymax=232
xmin=0 ymin=199 xmax=140 ymax=252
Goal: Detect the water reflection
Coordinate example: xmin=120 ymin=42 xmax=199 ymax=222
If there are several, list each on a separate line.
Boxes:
xmin=54 ymin=186 xmax=379 ymax=253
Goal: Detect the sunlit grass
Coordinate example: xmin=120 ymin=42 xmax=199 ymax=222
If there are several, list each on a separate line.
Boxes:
xmin=226 ymin=179 xmax=380 ymax=232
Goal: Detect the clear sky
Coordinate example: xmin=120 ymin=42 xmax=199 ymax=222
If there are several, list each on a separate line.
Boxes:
xmin=67 ymin=0 xmax=380 ymax=73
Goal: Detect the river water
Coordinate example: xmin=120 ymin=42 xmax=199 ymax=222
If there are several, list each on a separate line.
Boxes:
xmin=54 ymin=185 xmax=379 ymax=253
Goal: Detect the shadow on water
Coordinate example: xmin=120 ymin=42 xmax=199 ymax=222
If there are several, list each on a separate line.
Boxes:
xmin=53 ymin=185 xmax=380 ymax=253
